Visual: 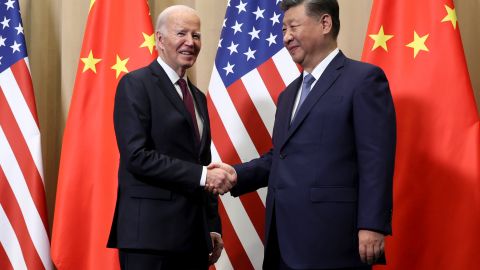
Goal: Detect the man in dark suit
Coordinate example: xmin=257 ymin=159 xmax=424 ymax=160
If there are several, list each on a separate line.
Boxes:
xmin=107 ymin=5 xmax=234 ymax=270
xmin=209 ymin=0 xmax=396 ymax=269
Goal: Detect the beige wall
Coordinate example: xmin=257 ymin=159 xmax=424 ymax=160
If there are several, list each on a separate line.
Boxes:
xmin=19 ymin=0 xmax=479 ymax=230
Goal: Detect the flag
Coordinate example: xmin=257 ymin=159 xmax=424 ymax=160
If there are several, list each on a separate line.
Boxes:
xmin=362 ymin=0 xmax=480 ymax=269
xmin=50 ymin=1 xmax=157 ymax=269
xmin=207 ymin=0 xmax=299 ymax=269
xmin=0 ymin=1 xmax=52 ymax=270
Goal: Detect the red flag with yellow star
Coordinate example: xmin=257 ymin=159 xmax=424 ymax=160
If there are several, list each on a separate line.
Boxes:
xmin=362 ymin=0 xmax=480 ymax=269
xmin=51 ymin=1 xmax=157 ymax=269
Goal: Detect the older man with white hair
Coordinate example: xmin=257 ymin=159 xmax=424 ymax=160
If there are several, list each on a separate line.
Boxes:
xmin=107 ymin=5 xmax=231 ymax=270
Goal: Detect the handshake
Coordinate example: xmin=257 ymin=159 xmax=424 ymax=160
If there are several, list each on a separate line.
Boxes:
xmin=205 ymin=162 xmax=237 ymax=195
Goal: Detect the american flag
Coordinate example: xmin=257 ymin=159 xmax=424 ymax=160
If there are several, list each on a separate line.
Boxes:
xmin=0 ymin=1 xmax=52 ymax=269
xmin=207 ymin=0 xmax=299 ymax=269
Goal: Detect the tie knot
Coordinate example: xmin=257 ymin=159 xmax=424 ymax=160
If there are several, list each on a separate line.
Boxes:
xmin=177 ymin=78 xmax=187 ymax=89
xmin=303 ymin=74 xmax=315 ymax=88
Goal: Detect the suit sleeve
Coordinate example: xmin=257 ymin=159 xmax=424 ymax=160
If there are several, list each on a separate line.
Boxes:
xmin=205 ymin=192 xmax=221 ymax=234
xmin=198 ymin=99 xmax=222 ymax=234
xmin=230 ymin=89 xmax=287 ymax=197
xmin=230 ymin=148 xmax=273 ymax=197
xmin=114 ymin=73 xmax=202 ymax=193
xmin=353 ymin=66 xmax=396 ymax=235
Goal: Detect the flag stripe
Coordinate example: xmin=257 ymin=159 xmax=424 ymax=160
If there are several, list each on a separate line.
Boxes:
xmin=208 ymin=102 xmax=266 ymax=244
xmin=0 ymin=168 xmax=44 ymax=270
xmin=212 ymin=140 xmax=265 ymax=270
xmin=256 ymin=58 xmax=286 ymax=104
xmin=207 ymin=95 xmax=241 ymax=165
xmin=220 ymin=192 xmax=264 ymax=269
xmin=257 ymin=187 xmax=267 ymax=206
xmin=272 ymin=48 xmax=301 ymax=86
xmin=218 ymin=199 xmax=256 ymax=270
xmin=238 ymin=194 xmax=265 ymax=243
xmin=208 ymin=66 xmax=258 ymax=162
xmin=210 ymin=143 xmax=241 ymax=270
xmin=0 ymin=242 xmax=14 ymax=270
xmin=0 ymin=68 xmax=44 ymax=180
xmin=214 ymin=249 xmax=234 ymax=270
xmin=0 ymin=205 xmax=28 ymax=270
xmin=0 ymin=126 xmax=52 ymax=270
xmin=0 ymin=86 xmax=48 ymax=229
xmin=10 ymin=59 xmax=39 ymax=125
xmin=241 ymin=69 xmax=277 ymax=136
xmin=227 ymin=79 xmax=272 ymax=155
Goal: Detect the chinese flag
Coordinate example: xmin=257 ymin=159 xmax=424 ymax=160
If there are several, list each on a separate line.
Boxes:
xmin=51 ymin=1 xmax=157 ymax=269
xmin=362 ymin=0 xmax=480 ymax=269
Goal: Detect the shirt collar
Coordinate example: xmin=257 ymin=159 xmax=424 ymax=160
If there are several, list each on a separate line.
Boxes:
xmin=157 ymin=57 xmax=187 ymax=84
xmin=304 ymin=48 xmax=340 ymax=80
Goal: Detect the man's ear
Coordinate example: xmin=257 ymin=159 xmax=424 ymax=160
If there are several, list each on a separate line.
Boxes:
xmin=320 ymin=14 xmax=333 ymax=35
xmin=156 ymin=31 xmax=164 ymax=50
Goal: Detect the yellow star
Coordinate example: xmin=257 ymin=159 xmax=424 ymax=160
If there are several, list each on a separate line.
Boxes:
xmin=81 ymin=50 xmax=102 ymax=73
xmin=140 ymin=32 xmax=156 ymax=54
xmin=111 ymin=55 xmax=129 ymax=78
xmin=406 ymin=31 xmax=429 ymax=58
xmin=441 ymin=5 xmax=457 ymax=29
xmin=89 ymin=0 xmax=96 ymax=13
xmin=369 ymin=25 xmax=394 ymax=51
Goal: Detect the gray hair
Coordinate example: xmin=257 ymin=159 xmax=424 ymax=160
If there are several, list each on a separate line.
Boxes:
xmin=155 ymin=5 xmax=198 ymax=33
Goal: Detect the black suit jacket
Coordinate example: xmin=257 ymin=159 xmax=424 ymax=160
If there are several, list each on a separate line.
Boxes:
xmin=107 ymin=60 xmax=221 ymax=253
xmin=232 ymin=52 xmax=395 ymax=269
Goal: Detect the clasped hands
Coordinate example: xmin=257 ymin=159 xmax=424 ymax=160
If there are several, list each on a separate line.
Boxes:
xmin=205 ymin=162 xmax=237 ymax=195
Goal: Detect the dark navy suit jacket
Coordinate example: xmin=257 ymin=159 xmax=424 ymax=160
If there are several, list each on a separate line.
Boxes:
xmin=107 ymin=60 xmax=221 ymax=253
xmin=231 ymin=52 xmax=396 ymax=269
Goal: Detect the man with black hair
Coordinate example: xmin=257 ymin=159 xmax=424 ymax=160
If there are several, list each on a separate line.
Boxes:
xmin=211 ymin=0 xmax=396 ymax=269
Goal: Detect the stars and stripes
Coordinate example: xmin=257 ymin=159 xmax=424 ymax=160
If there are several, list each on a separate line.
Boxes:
xmin=0 ymin=1 xmax=52 ymax=270
xmin=208 ymin=1 xmax=300 ymax=269
xmin=214 ymin=0 xmax=287 ymax=87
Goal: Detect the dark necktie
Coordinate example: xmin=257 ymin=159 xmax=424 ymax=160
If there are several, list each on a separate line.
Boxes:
xmin=292 ymin=73 xmax=315 ymax=120
xmin=177 ymin=78 xmax=200 ymax=145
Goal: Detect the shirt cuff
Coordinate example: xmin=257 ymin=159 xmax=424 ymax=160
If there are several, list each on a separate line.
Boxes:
xmin=210 ymin=231 xmax=222 ymax=237
xmin=200 ymin=166 xmax=207 ymax=186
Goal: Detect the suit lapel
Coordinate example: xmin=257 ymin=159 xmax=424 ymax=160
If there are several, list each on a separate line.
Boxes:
xmin=188 ymin=79 xmax=209 ymax=152
xmin=280 ymin=52 xmax=346 ymax=150
xmin=276 ymin=76 xmax=302 ymax=147
xmin=149 ymin=61 xmax=187 ymax=115
xmin=149 ymin=61 xmax=200 ymax=151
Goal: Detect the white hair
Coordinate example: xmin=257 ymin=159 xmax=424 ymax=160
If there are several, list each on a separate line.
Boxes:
xmin=155 ymin=5 xmax=198 ymax=34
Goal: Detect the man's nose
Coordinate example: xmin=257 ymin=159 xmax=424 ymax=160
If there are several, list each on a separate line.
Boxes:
xmin=283 ymin=30 xmax=292 ymax=44
xmin=184 ymin=35 xmax=194 ymax=46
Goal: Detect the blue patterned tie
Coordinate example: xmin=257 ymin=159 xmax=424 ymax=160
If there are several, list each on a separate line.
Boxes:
xmin=293 ymin=73 xmax=315 ymax=120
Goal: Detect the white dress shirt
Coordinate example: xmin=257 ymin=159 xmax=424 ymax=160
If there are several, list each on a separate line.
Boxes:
xmin=291 ymin=48 xmax=340 ymax=121
xmin=157 ymin=57 xmax=207 ymax=186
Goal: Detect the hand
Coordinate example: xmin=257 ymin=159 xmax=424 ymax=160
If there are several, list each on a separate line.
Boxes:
xmin=205 ymin=162 xmax=237 ymax=195
xmin=209 ymin=232 xmax=223 ymax=265
xmin=358 ymin=229 xmax=385 ymax=265
xmin=208 ymin=162 xmax=237 ymax=178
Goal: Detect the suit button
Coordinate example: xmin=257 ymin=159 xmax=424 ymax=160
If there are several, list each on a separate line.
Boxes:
xmin=279 ymin=153 xmax=286 ymax=159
